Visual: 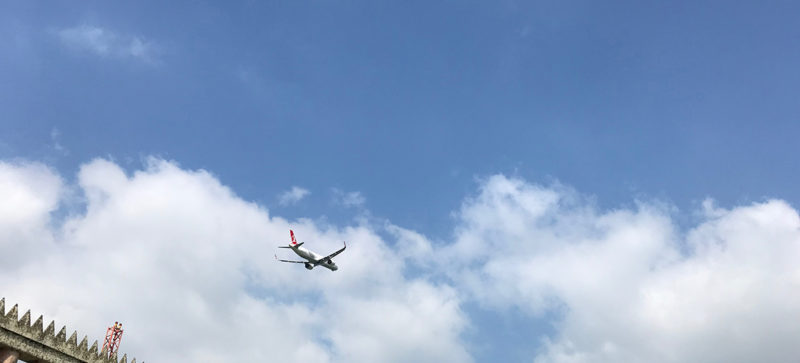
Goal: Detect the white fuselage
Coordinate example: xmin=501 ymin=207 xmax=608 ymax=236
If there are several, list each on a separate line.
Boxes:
xmin=293 ymin=245 xmax=338 ymax=271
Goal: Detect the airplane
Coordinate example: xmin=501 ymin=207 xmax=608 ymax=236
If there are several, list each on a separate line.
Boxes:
xmin=275 ymin=229 xmax=346 ymax=271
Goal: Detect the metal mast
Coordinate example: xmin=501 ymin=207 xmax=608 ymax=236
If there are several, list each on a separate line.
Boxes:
xmin=102 ymin=321 xmax=124 ymax=357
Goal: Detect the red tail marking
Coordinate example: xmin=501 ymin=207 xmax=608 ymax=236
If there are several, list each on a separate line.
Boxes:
xmin=290 ymin=230 xmax=297 ymax=245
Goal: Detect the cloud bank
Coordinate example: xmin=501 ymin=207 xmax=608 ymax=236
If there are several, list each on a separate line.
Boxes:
xmin=0 ymin=159 xmax=467 ymax=362
xmin=1 ymin=159 xmax=799 ymax=362
xmin=447 ymin=175 xmax=800 ymax=363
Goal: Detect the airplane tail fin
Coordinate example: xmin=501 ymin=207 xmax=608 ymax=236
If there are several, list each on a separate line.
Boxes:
xmin=290 ymin=229 xmax=298 ymax=246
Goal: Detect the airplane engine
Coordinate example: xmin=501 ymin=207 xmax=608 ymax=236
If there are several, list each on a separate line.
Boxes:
xmin=304 ymin=262 xmax=314 ymax=270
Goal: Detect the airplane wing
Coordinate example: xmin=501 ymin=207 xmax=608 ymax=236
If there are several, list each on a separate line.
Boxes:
xmin=318 ymin=242 xmax=346 ymax=263
xmin=274 ymin=254 xmax=306 ymax=264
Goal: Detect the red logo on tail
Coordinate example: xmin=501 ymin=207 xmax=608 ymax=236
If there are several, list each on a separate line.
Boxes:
xmin=290 ymin=230 xmax=297 ymax=245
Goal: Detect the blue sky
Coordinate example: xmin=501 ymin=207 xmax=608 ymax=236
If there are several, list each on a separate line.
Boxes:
xmin=2 ymin=1 xmax=800 ymax=362
xmin=4 ymin=0 xmax=800 ymax=233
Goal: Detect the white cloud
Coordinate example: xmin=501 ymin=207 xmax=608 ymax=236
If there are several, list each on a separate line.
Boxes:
xmin=50 ymin=127 xmax=67 ymax=155
xmin=4 ymin=159 xmax=800 ymax=362
xmin=0 ymin=161 xmax=61 ymax=269
xmin=326 ymin=281 xmax=469 ymax=362
xmin=278 ymin=186 xmax=310 ymax=206
xmin=385 ymin=223 xmax=434 ymax=264
xmin=333 ymin=189 xmax=366 ymax=208
xmin=444 ymin=175 xmax=800 ymax=363
xmin=0 ymin=158 xmax=469 ymax=363
xmin=57 ymin=25 xmax=157 ymax=63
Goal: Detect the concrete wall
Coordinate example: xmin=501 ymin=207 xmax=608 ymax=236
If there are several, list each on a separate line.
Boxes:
xmin=0 ymin=298 xmax=137 ymax=363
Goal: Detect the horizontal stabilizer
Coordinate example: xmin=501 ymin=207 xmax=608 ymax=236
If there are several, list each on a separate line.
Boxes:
xmin=278 ymin=242 xmax=303 ymax=249
xmin=275 ymin=254 xmax=306 ymax=264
